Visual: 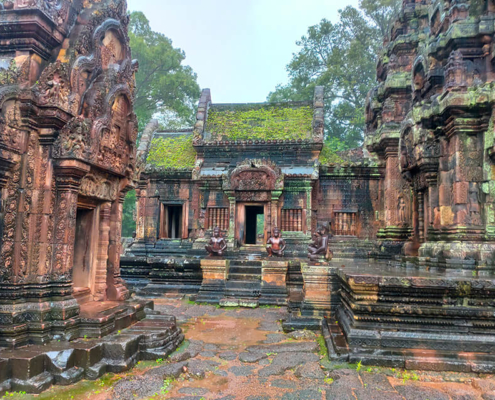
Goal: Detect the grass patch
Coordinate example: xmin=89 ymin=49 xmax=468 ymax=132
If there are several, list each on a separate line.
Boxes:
xmin=316 ymin=335 xmax=328 ymax=358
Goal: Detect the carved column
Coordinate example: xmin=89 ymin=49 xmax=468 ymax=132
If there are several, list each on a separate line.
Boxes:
xmin=226 ymin=191 xmax=236 ymax=247
xmin=305 ymin=186 xmax=312 ymax=234
xmin=107 ymin=192 xmax=130 ymax=301
xmin=271 ymin=190 xmax=282 ymax=232
xmin=93 ymin=202 xmax=111 ymax=301
xmin=377 ymin=141 xmax=411 ymax=241
xmin=417 ymin=191 xmax=424 ymax=242
xmin=135 ymin=182 xmax=147 ymax=242
xmin=52 ymin=161 xmax=90 ymax=283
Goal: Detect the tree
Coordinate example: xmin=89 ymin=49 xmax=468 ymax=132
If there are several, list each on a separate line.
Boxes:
xmin=129 ymin=11 xmax=201 ymax=131
xmin=122 ymin=189 xmax=136 ymax=238
xmin=122 ymin=12 xmax=201 ymax=238
xmin=268 ymin=1 xmax=401 ymax=148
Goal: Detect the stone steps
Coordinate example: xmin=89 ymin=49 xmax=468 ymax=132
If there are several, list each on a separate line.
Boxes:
xmin=0 ymin=310 xmax=184 ymax=394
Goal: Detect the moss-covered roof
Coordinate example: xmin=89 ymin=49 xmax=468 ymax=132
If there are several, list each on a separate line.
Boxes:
xmin=205 ymin=101 xmax=313 ymax=141
xmin=146 ymin=131 xmax=196 ymax=169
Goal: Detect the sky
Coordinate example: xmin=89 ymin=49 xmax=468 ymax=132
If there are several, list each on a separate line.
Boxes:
xmin=127 ymin=0 xmax=360 ymax=104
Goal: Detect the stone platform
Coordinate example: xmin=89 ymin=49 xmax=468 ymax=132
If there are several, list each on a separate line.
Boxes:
xmin=324 ymin=261 xmax=495 ymax=372
xmin=0 ymin=307 xmax=183 ymax=394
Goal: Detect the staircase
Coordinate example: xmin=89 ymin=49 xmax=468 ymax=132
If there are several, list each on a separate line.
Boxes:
xmin=220 ymin=260 xmax=262 ymax=307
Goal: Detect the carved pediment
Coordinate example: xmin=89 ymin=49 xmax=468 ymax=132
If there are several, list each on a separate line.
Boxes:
xmin=224 ymin=159 xmax=283 ymax=191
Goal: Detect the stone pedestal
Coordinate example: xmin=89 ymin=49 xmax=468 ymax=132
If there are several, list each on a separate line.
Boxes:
xmin=197 ymin=259 xmax=230 ymax=304
xmin=300 ymin=261 xmax=335 ymax=318
xmin=260 ymin=260 xmax=289 ymax=305
xmin=283 ymin=260 xmax=338 ymax=331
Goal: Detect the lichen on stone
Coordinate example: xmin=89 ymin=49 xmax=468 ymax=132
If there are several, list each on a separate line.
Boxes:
xmin=205 ymin=102 xmax=313 ymax=141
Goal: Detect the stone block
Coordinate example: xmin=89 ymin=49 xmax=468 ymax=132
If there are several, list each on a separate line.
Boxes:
xmin=260 ymin=260 xmax=289 ymax=305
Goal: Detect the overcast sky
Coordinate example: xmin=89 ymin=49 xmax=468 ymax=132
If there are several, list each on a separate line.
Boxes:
xmin=127 ymin=0 xmax=360 ymax=104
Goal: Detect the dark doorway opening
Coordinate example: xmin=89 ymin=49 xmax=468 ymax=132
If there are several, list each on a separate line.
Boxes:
xmin=245 ymin=205 xmax=264 ymax=245
xmin=73 ymin=208 xmax=95 ymax=290
xmin=161 ymin=205 xmax=183 ymax=239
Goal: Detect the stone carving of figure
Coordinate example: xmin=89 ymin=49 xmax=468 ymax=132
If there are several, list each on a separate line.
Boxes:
xmin=398 ymin=196 xmax=406 ymax=225
xmin=308 ymin=224 xmax=332 ymax=261
xmin=205 ymin=226 xmax=227 ymax=257
xmin=266 ymin=227 xmax=286 ymax=257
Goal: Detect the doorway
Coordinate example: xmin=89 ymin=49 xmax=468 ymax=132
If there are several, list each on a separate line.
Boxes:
xmin=73 ymin=208 xmax=96 ymax=290
xmin=160 ymin=204 xmax=183 ymax=239
xmin=245 ymin=205 xmax=264 ymax=245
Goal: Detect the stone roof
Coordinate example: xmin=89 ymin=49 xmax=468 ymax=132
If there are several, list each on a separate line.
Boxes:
xmin=146 ymin=129 xmax=196 ymax=170
xmin=203 ymin=101 xmax=314 ymax=142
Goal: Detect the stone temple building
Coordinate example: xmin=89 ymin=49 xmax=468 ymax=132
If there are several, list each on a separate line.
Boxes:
xmin=122 ymin=0 xmax=495 ymax=373
xmin=0 ymin=0 xmax=182 ymax=394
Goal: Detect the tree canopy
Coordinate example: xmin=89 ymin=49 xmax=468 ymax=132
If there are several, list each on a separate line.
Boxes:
xmin=129 ymin=11 xmax=201 ymax=131
xmin=267 ymin=0 xmax=401 ymax=149
xmin=122 ymin=12 xmax=201 ymax=238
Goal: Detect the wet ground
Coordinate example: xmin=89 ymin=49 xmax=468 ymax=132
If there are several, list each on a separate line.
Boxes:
xmin=12 ymin=298 xmax=495 ymax=400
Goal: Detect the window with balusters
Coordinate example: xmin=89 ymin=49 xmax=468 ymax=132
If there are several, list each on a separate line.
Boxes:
xmin=206 ymin=207 xmax=229 ymax=230
xmin=334 ymin=212 xmax=357 ymax=236
xmin=281 ymin=209 xmax=303 ymax=232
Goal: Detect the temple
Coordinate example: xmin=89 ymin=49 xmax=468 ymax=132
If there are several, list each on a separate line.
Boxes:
xmin=0 ymin=0 xmax=182 ymax=394
xmin=123 ymin=0 xmax=495 ymax=373
xmin=1 ymin=0 xmax=495 ymax=395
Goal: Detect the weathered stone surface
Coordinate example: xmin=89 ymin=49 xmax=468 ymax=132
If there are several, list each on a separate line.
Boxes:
xmin=281 ymin=389 xmax=322 ymax=400
xmin=228 ymin=365 xmax=255 ymax=377
xmin=258 ymin=352 xmax=319 ymax=377
xmin=246 ymin=341 xmax=319 ymax=354
xmin=239 ymin=352 xmax=267 ymax=363
xmin=294 ymin=362 xmax=325 ymax=379
xmin=394 ymin=385 xmax=450 ymax=400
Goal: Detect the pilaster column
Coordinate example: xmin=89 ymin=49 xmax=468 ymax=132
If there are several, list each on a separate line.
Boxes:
xmin=226 ymin=191 xmax=236 ymax=246
xmin=52 ymin=160 xmax=90 ymax=283
xmin=93 ymin=202 xmax=111 ymax=301
xmin=271 ymin=190 xmax=282 ymax=232
xmin=135 ymin=181 xmax=147 ymax=241
xmin=418 ymin=191 xmax=425 ymax=242
xmin=377 ymin=140 xmax=412 ymax=241
xmin=107 ymin=192 xmax=130 ymax=301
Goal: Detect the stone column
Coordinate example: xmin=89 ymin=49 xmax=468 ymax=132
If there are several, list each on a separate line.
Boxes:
xmin=135 ymin=182 xmax=147 ymax=242
xmin=305 ymin=187 xmax=312 ymax=234
xmin=107 ymin=193 xmax=130 ymax=301
xmin=418 ymin=191 xmax=425 ymax=243
xmin=270 ymin=191 xmax=282 ymax=232
xmin=226 ymin=191 xmax=236 ymax=248
xmin=93 ymin=202 xmax=111 ymax=301
xmin=52 ymin=161 xmax=90 ymax=282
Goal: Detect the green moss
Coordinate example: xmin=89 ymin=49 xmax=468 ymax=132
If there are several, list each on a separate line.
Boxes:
xmin=206 ymin=104 xmax=313 ymax=141
xmin=319 ymin=143 xmax=344 ymax=165
xmin=147 ymin=134 xmax=196 ymax=169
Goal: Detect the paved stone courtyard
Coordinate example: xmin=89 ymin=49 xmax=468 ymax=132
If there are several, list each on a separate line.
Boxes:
xmin=16 ymin=298 xmax=495 ymax=400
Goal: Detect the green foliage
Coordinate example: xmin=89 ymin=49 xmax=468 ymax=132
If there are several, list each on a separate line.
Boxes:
xmin=319 ymin=138 xmax=345 ymax=165
xmin=268 ymin=1 xmax=401 ymax=148
xmin=206 ymin=104 xmax=313 ymax=141
xmin=147 ymin=135 xmax=197 ymax=169
xmin=129 ymin=12 xmax=200 ymax=131
xmin=122 ymin=190 xmax=136 ymax=238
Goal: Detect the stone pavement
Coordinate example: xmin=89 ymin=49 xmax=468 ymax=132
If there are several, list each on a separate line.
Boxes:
xmin=20 ymin=298 xmax=495 ymax=400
